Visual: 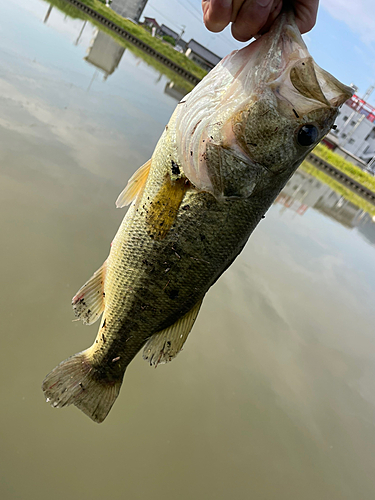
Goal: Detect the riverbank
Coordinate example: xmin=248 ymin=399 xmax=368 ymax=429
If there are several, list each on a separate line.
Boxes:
xmin=313 ymin=143 xmax=375 ymax=193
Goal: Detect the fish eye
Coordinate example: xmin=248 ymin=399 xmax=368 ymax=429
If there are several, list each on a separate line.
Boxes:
xmin=296 ymin=124 xmax=319 ymax=147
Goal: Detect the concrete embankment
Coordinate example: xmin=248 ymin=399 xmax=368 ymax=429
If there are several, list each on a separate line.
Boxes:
xmin=307 ymin=152 xmax=375 ymax=205
xmin=63 ymin=0 xmax=201 ymax=85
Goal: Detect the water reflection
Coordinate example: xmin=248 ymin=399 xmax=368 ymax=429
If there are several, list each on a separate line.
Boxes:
xmin=164 ymin=81 xmax=186 ymax=101
xmin=41 ymin=0 xmax=194 ymax=92
xmin=276 ymin=168 xmax=368 ymax=228
xmin=85 ymin=29 xmax=126 ymax=79
xmin=43 ymin=5 xmax=126 ymax=80
xmin=357 ymin=213 xmax=375 ymax=246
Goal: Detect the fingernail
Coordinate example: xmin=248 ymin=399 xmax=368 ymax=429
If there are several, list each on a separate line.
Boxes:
xmin=220 ymin=0 xmax=233 ymax=7
xmin=256 ymin=0 xmax=272 ymax=7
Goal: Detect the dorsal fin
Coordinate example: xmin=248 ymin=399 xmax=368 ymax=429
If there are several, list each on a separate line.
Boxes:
xmin=72 ymin=260 xmax=107 ymax=325
xmin=143 ymin=299 xmax=203 ymax=367
xmin=116 ymin=159 xmax=152 ymax=208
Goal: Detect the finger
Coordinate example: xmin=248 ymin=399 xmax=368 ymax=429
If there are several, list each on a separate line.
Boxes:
xmin=231 ymin=0 xmax=277 ymax=42
xmin=294 ymin=0 xmax=319 ymax=34
xmin=254 ymin=0 xmax=283 ymax=37
xmin=230 ymin=0 xmax=247 ymax=22
xmin=202 ymin=0 xmax=233 ymax=33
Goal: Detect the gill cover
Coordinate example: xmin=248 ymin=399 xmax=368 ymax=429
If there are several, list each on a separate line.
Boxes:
xmin=174 ymin=11 xmax=352 ymax=197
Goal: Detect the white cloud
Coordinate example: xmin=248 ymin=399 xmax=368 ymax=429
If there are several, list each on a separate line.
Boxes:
xmin=321 ymin=0 xmax=375 ymax=44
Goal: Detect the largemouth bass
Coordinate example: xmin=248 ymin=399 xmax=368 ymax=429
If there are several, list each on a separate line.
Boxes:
xmin=42 ymin=11 xmax=352 ymax=423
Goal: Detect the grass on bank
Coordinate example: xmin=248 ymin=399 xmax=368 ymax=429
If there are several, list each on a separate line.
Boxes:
xmin=63 ymin=0 xmax=207 ymax=81
xmin=313 ymin=143 xmax=375 ymax=193
xmin=300 ymin=161 xmax=375 ymax=218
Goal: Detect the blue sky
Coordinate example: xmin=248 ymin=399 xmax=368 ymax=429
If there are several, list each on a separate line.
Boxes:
xmin=143 ymin=0 xmax=375 ymax=106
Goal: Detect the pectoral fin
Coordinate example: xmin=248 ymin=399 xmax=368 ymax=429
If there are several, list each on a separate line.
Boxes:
xmin=116 ymin=159 xmax=151 ymax=208
xmin=72 ymin=260 xmax=107 ymax=325
xmin=143 ymin=299 xmax=203 ymax=367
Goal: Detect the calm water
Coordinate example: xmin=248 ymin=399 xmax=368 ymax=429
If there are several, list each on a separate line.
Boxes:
xmin=2 ymin=1 xmax=375 ymax=499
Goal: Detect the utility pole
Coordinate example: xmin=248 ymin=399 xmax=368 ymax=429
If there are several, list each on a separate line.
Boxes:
xmin=175 ymin=25 xmax=186 ymax=47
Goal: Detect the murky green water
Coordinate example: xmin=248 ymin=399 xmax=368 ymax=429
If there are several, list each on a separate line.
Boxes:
xmin=2 ymin=1 xmax=375 ymax=499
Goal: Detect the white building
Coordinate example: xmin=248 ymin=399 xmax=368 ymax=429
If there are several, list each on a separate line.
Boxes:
xmin=110 ymin=0 xmax=148 ymax=22
xmin=324 ymin=93 xmax=375 ymax=172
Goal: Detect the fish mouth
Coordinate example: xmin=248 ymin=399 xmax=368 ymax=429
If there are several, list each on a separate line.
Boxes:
xmin=233 ymin=11 xmax=353 ymax=109
xmin=312 ymin=63 xmax=353 ymax=107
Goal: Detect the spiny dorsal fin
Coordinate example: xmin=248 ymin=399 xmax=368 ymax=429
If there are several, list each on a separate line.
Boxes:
xmin=72 ymin=260 xmax=107 ymax=325
xmin=116 ymin=159 xmax=152 ymax=208
xmin=143 ymin=298 xmax=203 ymax=367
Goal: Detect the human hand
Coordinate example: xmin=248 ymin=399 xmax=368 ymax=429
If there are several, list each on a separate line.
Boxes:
xmin=201 ymin=0 xmax=319 ymax=42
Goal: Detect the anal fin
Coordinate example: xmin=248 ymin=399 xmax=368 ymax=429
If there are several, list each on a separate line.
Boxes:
xmin=143 ymin=299 xmax=203 ymax=367
xmin=116 ymin=159 xmax=151 ymax=208
xmin=72 ymin=260 xmax=107 ymax=325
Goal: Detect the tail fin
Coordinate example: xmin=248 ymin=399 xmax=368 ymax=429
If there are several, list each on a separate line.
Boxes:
xmin=42 ymin=350 xmax=123 ymax=423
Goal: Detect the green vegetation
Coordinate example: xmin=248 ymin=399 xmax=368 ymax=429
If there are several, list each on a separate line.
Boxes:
xmin=44 ymin=0 xmax=87 ymax=19
xmin=162 ymin=35 xmax=176 ymax=46
xmin=42 ymin=0 xmax=195 ymax=93
xmin=62 ymin=0 xmax=207 ymax=80
xmin=313 ymin=143 xmax=375 ymax=193
xmin=301 ymin=160 xmax=375 ymax=218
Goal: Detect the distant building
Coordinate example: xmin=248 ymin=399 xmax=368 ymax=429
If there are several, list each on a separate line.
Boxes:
xmin=185 ymin=39 xmax=221 ymax=72
xmin=158 ymin=24 xmax=180 ymax=42
xmin=324 ymin=93 xmax=375 ymax=173
xmin=110 ymin=0 xmax=148 ymax=22
xmin=175 ymin=38 xmax=188 ymax=52
xmin=157 ymin=24 xmax=187 ymax=50
xmin=85 ymin=29 xmax=125 ymax=78
xmin=142 ymin=17 xmax=160 ymax=30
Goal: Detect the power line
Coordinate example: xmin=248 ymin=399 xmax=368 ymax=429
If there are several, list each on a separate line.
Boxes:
xmin=178 ymin=2 xmax=204 ymax=23
xmin=145 ymin=4 xmax=183 ymax=31
xmin=184 ymin=0 xmax=203 ymax=17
